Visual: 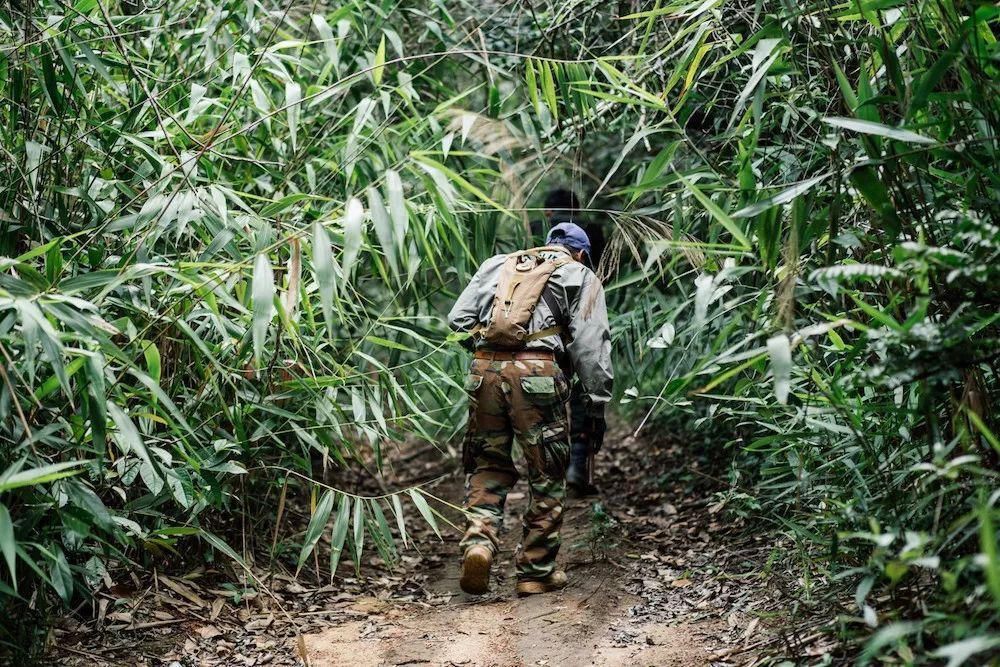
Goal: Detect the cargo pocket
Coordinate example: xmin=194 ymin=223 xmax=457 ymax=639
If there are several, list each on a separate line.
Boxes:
xmin=520 ymin=375 xmax=563 ymax=404
xmin=539 ymin=424 xmax=570 ymax=479
xmin=520 ymin=375 xmax=569 ymax=478
xmin=462 ymin=374 xmax=484 ymax=473
xmin=465 ymin=374 xmax=484 ymax=393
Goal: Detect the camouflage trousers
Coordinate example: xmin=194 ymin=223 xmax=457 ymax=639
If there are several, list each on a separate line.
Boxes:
xmin=459 ymin=353 xmax=570 ymax=581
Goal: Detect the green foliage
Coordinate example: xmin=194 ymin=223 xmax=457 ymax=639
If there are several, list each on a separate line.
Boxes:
xmin=582 ymin=501 xmax=619 ymax=561
xmin=563 ymin=1 xmax=999 ymax=661
xmin=0 ymin=0 xmax=519 ymax=654
xmin=1 ymin=0 xmax=998 ymax=663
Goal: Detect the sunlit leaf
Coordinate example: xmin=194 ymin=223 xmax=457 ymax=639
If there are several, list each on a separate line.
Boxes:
xmin=313 ymin=222 xmax=338 ymax=334
xmin=252 ymin=254 xmax=275 ymax=365
xmin=766 ymin=334 xmax=792 ymax=404
xmin=822 ymin=116 xmax=935 ymax=144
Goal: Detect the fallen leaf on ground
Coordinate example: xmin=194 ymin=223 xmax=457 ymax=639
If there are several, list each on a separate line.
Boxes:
xmin=196 ymin=624 xmax=223 ymax=639
xmin=107 ymin=611 xmax=133 ymax=624
xmin=159 ymin=575 xmax=208 ymax=608
xmin=245 ymin=615 xmax=274 ymax=632
xmin=210 ymin=597 xmax=226 ymax=621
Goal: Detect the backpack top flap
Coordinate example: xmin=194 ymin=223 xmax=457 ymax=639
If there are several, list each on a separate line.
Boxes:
xmin=481 ymin=247 xmax=572 ymax=349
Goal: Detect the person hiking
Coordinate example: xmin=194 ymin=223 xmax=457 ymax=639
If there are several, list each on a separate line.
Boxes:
xmin=535 ymin=189 xmax=607 ymax=496
xmin=447 ymin=222 xmax=613 ymax=596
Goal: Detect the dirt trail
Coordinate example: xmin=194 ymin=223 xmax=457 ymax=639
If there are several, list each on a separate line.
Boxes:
xmin=297 ymin=426 xmax=760 ymax=667
xmin=48 ymin=426 xmax=779 ymax=666
xmin=302 ymin=488 xmax=721 ymax=667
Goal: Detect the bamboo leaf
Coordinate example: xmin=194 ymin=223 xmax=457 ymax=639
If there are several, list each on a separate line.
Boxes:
xmin=252 ymin=254 xmax=275 ymax=365
xmin=728 ymin=43 xmax=781 ymax=129
xmin=313 ymin=222 xmax=337 ymax=334
xmin=49 ymin=549 xmax=73 ymax=603
xmin=295 ymin=489 xmax=334 ymax=576
xmin=733 ymin=174 xmax=829 ymax=218
xmin=261 ymin=193 xmax=311 ymax=218
xmin=540 ymin=60 xmax=558 ymax=122
xmin=390 ymin=494 xmax=407 ymax=549
xmin=0 ymin=504 xmax=17 ymax=587
xmin=385 ymin=169 xmax=408 ymax=253
xmin=369 ymin=500 xmax=397 ymax=565
xmin=352 ymin=496 xmax=365 ymax=566
xmin=367 ymin=187 xmax=398 ymax=276
xmin=364 ymin=335 xmax=415 ymax=352
xmin=344 ymin=98 xmax=375 ymax=181
xmin=106 ymin=401 xmax=156 ymax=473
xmin=329 ymin=495 xmax=351 ymax=579
xmin=766 ymin=334 xmax=792 ymax=405
xmin=407 ymin=489 xmax=440 ymax=539
xmin=372 ymin=35 xmax=386 ymax=86
xmin=200 ymin=530 xmax=250 ymax=571
xmin=822 ymin=117 xmax=936 ymax=144
xmin=311 ymin=14 xmax=338 ymax=64
xmin=525 ymin=59 xmax=540 ymax=113
xmin=0 ymin=460 xmax=85 ymax=493
xmin=676 ymin=172 xmax=751 ymax=249
xmin=141 ymin=340 xmax=161 ymax=386
xmin=342 ymin=197 xmax=365 ymax=276
xmin=831 ymin=61 xmax=859 ymax=111
xmin=285 ymin=81 xmax=302 ymax=152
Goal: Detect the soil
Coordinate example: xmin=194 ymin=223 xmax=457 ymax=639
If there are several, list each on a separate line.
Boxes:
xmin=300 ymin=492 xmax=723 ymax=667
xmin=44 ymin=423 xmax=801 ymax=667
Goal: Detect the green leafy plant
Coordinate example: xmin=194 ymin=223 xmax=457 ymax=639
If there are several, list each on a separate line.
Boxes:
xmin=1 ymin=0 xmax=997 ymax=664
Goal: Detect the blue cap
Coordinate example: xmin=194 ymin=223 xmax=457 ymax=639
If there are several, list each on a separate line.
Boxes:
xmin=546 ymin=222 xmax=591 ymax=257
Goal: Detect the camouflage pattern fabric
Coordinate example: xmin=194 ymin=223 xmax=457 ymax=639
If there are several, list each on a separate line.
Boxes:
xmin=459 ymin=355 xmax=570 ymax=581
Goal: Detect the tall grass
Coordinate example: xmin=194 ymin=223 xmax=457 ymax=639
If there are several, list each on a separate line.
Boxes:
xmin=2 ymin=0 xmax=998 ymax=663
xmin=0 ymin=0 xmax=529 ymax=653
xmin=500 ymin=0 xmax=998 ymax=661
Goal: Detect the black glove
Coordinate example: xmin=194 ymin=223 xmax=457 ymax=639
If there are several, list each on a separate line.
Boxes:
xmin=584 ymin=413 xmax=606 ymax=453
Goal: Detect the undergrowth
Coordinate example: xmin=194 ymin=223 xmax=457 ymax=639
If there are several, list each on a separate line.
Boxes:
xmin=2 ymin=1 xmax=998 ymax=663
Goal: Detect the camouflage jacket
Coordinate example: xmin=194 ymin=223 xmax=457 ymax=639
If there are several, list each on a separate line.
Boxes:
xmin=447 ymin=246 xmax=614 ymax=415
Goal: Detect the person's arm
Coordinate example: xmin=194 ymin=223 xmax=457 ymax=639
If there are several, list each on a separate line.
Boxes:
xmin=448 ymin=255 xmax=504 ymax=334
xmin=565 ymin=271 xmax=614 ymax=416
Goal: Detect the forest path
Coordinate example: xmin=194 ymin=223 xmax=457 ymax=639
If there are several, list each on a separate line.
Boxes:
xmin=302 ymin=490 xmax=718 ymax=667
xmin=48 ymin=425 xmax=780 ymax=666
xmin=299 ymin=425 xmax=767 ymax=667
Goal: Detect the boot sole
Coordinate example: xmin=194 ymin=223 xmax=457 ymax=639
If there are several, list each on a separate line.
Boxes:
xmin=459 ymin=550 xmax=492 ymax=595
xmin=515 ymin=581 xmax=567 ymax=597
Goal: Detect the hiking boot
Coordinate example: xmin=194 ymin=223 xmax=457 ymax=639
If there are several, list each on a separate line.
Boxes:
xmin=515 ymin=570 xmax=568 ymax=597
xmin=459 ymin=545 xmax=493 ymax=595
xmin=567 ymin=481 xmax=600 ymax=498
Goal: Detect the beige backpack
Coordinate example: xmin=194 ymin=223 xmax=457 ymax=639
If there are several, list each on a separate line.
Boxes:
xmin=477 ymin=246 xmax=572 ymax=348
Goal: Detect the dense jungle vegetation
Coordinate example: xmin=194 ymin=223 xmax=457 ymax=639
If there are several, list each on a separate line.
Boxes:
xmin=1 ymin=0 xmax=998 ymax=663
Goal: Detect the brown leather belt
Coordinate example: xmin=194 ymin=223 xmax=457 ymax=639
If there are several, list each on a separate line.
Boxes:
xmin=474 ymin=349 xmax=555 ymax=362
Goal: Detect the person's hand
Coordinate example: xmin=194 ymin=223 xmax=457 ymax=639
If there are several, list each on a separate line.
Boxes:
xmin=584 ymin=413 xmax=606 ymax=452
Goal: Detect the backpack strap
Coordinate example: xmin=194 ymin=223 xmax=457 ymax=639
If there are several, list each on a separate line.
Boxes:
xmin=524 ymin=324 xmax=564 ymax=342
xmin=530 ymin=245 xmax=574 ymax=257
